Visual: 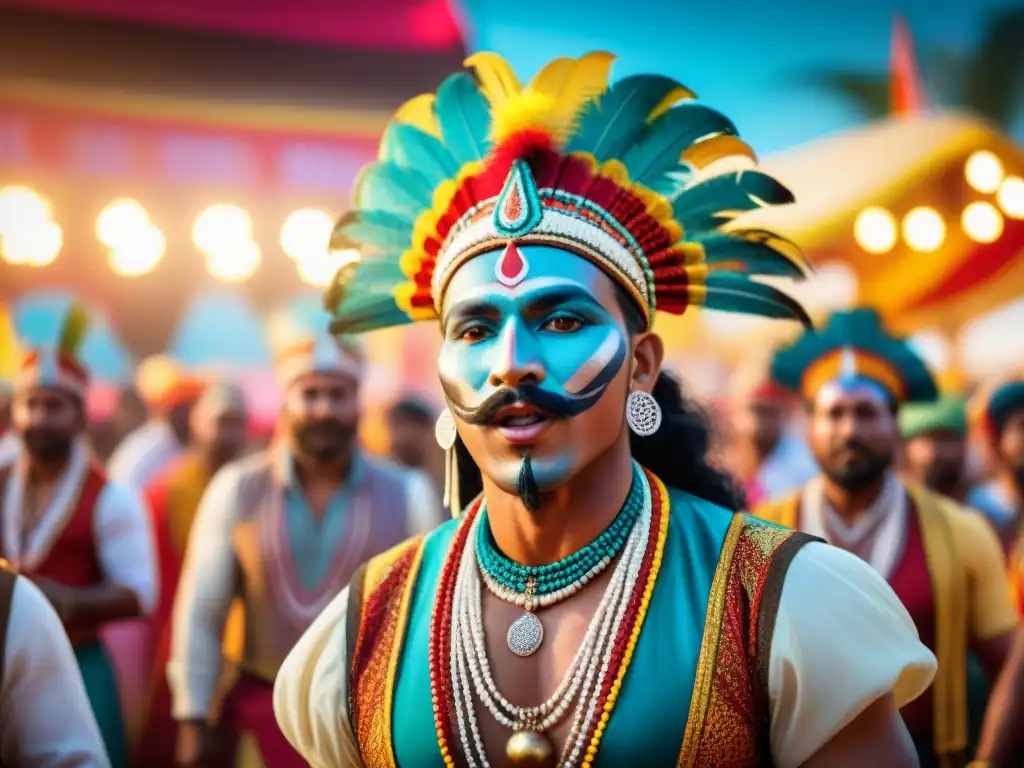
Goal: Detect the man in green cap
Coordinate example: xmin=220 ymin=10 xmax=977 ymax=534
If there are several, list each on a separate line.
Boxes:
xmin=900 ymin=394 xmax=969 ymax=502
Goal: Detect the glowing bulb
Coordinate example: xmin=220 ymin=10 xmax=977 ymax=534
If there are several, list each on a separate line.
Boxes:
xmin=964 ymin=150 xmax=1004 ymax=194
xmin=853 ymin=207 xmax=898 ymax=254
xmin=281 ymin=209 xmax=334 ymax=261
xmin=902 ymin=207 xmax=946 ymax=253
xmin=97 ymin=199 xmax=151 ymax=248
xmin=297 ymin=249 xmax=360 ymax=288
xmin=0 ymin=186 xmax=51 ymax=236
xmin=206 ymin=241 xmax=260 ymax=283
xmin=192 ymin=204 xmax=253 ymax=254
xmin=1 ymin=220 xmax=63 ymax=266
xmin=961 ymin=201 xmax=1004 ymax=244
xmin=109 ymin=225 xmax=166 ymax=276
xmin=997 ymin=176 xmax=1024 ymax=219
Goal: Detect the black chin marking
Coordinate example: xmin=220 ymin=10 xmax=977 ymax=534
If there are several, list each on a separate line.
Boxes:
xmin=517 ymin=452 xmax=541 ymax=513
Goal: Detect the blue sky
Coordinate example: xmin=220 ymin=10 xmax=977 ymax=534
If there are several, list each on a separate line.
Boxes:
xmin=459 ymin=0 xmax=1024 ymax=153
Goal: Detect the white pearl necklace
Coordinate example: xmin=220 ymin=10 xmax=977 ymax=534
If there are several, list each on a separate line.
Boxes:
xmin=448 ymin=472 xmax=653 ymax=767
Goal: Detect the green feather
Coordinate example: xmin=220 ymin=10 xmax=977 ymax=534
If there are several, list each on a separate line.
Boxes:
xmin=566 ymin=74 xmax=692 ymax=161
xmin=698 ymin=229 xmax=810 ymax=278
xmin=328 ymin=297 xmax=414 ymax=336
xmin=673 ymin=171 xmax=794 ymax=233
xmin=621 ymin=104 xmax=737 ymax=187
xmin=352 ymin=162 xmax=435 ymax=220
xmin=702 ymin=273 xmax=811 ymax=327
xmin=58 ymin=302 xmax=90 ymax=356
xmin=379 ymin=123 xmax=460 ymax=187
xmin=434 ymin=72 xmax=492 ymax=166
xmin=331 ymin=210 xmax=414 ymax=253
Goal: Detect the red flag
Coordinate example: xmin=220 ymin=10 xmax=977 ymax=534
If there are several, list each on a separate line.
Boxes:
xmin=891 ymin=16 xmax=925 ymax=116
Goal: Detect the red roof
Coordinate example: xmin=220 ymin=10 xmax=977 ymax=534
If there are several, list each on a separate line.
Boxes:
xmin=5 ymin=0 xmax=463 ymax=50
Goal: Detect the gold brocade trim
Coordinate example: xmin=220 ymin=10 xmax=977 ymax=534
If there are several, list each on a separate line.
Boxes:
xmin=383 ymin=541 xmax=426 ymax=755
xmin=676 ymin=512 xmax=745 ymax=768
xmin=909 ymin=485 xmax=967 ymax=756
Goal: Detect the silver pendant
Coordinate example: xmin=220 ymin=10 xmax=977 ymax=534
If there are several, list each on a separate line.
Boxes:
xmin=507 ymin=612 xmax=544 ymax=657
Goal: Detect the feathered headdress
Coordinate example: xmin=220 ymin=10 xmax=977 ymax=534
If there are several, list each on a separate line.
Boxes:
xmin=16 ymin=302 xmax=91 ymax=398
xmin=325 ymin=51 xmax=812 ymax=335
xmin=771 ymin=307 xmax=938 ymax=404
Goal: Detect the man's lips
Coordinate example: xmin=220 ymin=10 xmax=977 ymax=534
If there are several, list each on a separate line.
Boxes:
xmin=490 ymin=403 xmax=554 ymax=445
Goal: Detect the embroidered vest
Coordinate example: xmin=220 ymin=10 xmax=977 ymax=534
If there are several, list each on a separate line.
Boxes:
xmin=229 ymin=454 xmax=413 ymax=682
xmin=755 ymin=483 xmax=969 ymax=759
xmin=345 ymin=477 xmax=817 ymax=767
xmin=0 ymin=463 xmax=106 ymax=589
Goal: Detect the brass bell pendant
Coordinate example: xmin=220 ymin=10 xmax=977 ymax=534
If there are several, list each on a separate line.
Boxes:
xmin=506 ymin=730 xmax=556 ymax=767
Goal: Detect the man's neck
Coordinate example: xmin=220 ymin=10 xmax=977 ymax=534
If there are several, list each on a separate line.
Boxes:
xmin=483 ymin=438 xmax=635 ymax=567
xmin=292 ymin=448 xmax=352 ymax=489
xmin=821 ymin=472 xmax=890 ymax=526
xmin=26 ymin=454 xmax=70 ymax=486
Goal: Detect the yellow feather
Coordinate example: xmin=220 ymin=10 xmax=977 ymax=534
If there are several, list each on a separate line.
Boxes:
xmin=393 ymin=94 xmax=440 ymax=138
xmin=647 ymin=85 xmax=697 ymax=123
xmin=526 ymin=57 xmax=575 ymax=95
xmin=548 ymin=52 xmax=616 ymax=141
xmin=598 ymin=159 xmax=630 ymax=185
xmin=490 ymin=92 xmax=559 ymax=145
xmin=464 ymin=52 xmax=523 ymax=107
xmin=681 ymin=135 xmax=757 ymax=169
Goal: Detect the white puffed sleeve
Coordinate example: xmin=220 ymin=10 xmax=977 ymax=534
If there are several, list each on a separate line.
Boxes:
xmin=273 ymin=586 xmax=363 ymax=768
xmin=768 ymin=541 xmax=936 ymax=768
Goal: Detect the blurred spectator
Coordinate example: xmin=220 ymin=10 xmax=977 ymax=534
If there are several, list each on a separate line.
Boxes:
xmin=900 ymin=395 xmax=969 ymax=501
xmin=0 ymin=381 xmax=17 ymax=467
xmin=386 ymin=394 xmax=444 ymax=493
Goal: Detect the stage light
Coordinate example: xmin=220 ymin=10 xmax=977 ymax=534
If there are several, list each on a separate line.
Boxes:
xmin=193 ymin=204 xmax=253 ymax=254
xmin=206 ymin=241 xmax=260 ymax=283
xmin=281 ymin=209 xmax=334 ymax=261
xmin=853 ymin=207 xmax=898 ymax=254
xmin=0 ymin=186 xmax=51 ymax=236
xmin=1 ymin=220 xmax=63 ymax=266
xmin=997 ymin=176 xmax=1024 ymax=219
xmin=902 ymin=207 xmax=945 ymax=253
xmin=297 ymin=248 xmax=360 ymax=288
xmin=964 ymin=150 xmax=1004 ymax=194
xmin=109 ymin=225 xmax=166 ymax=277
xmin=961 ymin=201 xmax=1004 ymax=244
xmin=97 ymin=199 xmax=151 ymax=248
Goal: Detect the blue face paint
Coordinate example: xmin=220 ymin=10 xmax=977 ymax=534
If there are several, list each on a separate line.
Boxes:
xmin=438 ymin=245 xmax=631 ymax=491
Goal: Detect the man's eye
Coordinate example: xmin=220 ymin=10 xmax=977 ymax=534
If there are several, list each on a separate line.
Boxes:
xmin=543 ymin=316 xmax=583 ymax=333
xmin=459 ymin=325 xmax=492 ymax=342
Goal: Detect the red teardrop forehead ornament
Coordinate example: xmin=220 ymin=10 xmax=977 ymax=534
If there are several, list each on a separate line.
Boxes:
xmin=495 ymin=241 xmax=529 ymax=287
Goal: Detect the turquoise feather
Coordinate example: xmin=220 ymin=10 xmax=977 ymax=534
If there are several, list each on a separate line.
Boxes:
xmin=328 ymin=296 xmax=414 ymax=335
xmin=566 ymin=74 xmax=691 ymax=161
xmin=353 ymin=162 xmax=436 ymax=220
xmin=621 ymin=104 xmax=737 ymax=187
xmin=434 ymin=72 xmax=492 ymax=166
xmin=673 ymin=171 xmax=794 ymax=233
xmin=697 ymin=230 xmax=809 ymax=278
xmin=379 ymin=123 xmax=460 ymax=187
xmin=332 ymin=210 xmax=414 ymax=253
xmin=702 ymin=273 xmax=811 ymax=327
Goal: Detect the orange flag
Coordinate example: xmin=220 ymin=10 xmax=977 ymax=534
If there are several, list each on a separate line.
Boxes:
xmin=891 ymin=16 xmax=925 ymax=116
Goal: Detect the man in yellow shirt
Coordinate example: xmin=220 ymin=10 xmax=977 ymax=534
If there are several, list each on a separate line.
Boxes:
xmin=756 ymin=308 xmax=1018 ymax=767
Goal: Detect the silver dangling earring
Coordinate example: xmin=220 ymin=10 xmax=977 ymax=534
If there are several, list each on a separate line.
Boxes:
xmin=435 ymin=408 xmax=461 ymax=515
xmin=626 ymin=390 xmax=662 ymax=436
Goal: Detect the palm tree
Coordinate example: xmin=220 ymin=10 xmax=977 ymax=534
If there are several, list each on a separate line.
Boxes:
xmin=804 ymin=10 xmax=1024 ymax=130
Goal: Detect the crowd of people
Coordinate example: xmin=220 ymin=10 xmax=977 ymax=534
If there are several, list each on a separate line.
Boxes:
xmin=0 ymin=48 xmax=1023 ymax=768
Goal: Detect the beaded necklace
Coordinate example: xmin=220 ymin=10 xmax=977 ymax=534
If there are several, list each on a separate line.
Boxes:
xmin=475 ymin=465 xmax=644 ymax=657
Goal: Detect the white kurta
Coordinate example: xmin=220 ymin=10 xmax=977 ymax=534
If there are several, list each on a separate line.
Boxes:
xmin=1 ymin=575 xmax=110 ymax=767
xmin=107 ymin=420 xmax=183 ymax=492
xmin=168 ymin=454 xmax=441 ymax=720
xmin=273 ymin=540 xmax=936 ymax=768
xmin=0 ymin=432 xmax=18 ymax=470
xmin=1 ymin=439 xmax=158 ymax=614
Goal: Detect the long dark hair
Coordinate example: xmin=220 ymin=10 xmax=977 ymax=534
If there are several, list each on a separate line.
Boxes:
xmin=451 ymin=288 xmax=746 ymax=512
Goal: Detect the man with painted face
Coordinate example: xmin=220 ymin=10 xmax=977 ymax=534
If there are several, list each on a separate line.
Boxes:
xmin=273 ymin=52 xmax=936 ymax=767
xmin=0 ymin=305 xmax=157 ymax=768
xmin=756 ymin=308 xmax=1017 ymax=768
xmin=168 ymin=315 xmax=441 ymax=767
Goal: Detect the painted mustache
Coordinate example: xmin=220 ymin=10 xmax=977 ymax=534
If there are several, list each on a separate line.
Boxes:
xmin=443 ymin=383 xmax=598 ymax=426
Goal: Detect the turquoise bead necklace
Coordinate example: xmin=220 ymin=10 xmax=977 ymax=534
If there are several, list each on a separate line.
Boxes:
xmin=475 ymin=463 xmax=647 ymax=656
